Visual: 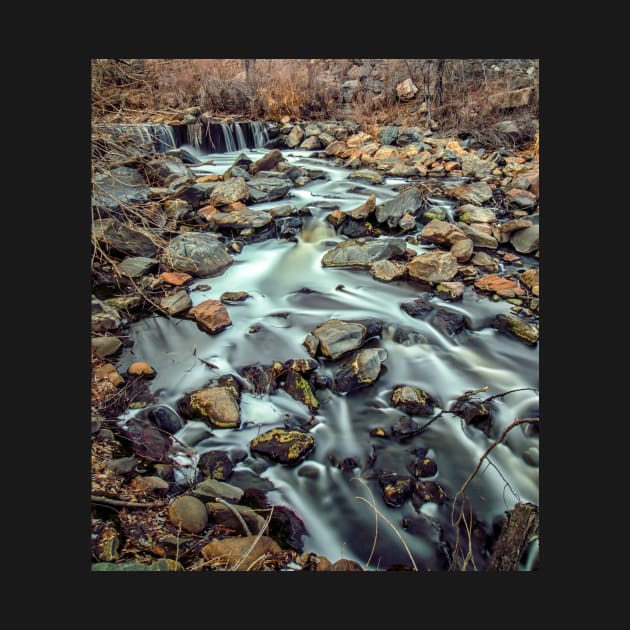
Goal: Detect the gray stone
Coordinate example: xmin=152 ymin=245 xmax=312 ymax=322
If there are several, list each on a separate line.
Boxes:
xmin=208 ymin=177 xmax=249 ymax=206
xmin=321 ymin=237 xmax=407 ymax=267
xmin=250 ymin=149 xmax=284 ymax=175
xmin=493 ymin=314 xmax=538 ymax=345
xmin=347 ymin=170 xmax=384 ymax=185
xmin=451 ymin=182 xmax=494 ymax=206
xmin=161 ymin=233 xmax=233 ymax=277
xmin=299 ymin=136 xmax=321 ymax=150
xmin=286 ymin=125 xmax=305 ymax=148
xmin=450 ymin=238 xmax=474 ymax=262
xmin=91 ymin=296 xmax=122 ymax=332
xmin=145 ymin=157 xmax=193 ymax=187
xmin=407 ymin=251 xmax=458 ymax=283
xmin=333 ymin=348 xmax=388 ymax=393
xmin=510 ymin=225 xmax=539 ymax=254
xmin=250 ymin=428 xmax=315 ymax=465
xmin=93 ymin=218 xmax=158 ymax=258
xmin=116 ymin=256 xmax=158 ymax=279
xmin=173 ymin=182 xmax=217 ymax=208
xmin=160 ymin=290 xmax=192 ymax=315
xmin=391 ymin=385 xmax=435 ymax=416
xmin=458 ymin=204 xmax=497 ymax=224
xmin=458 ymin=223 xmax=499 ymax=249
xmin=309 ymin=319 xmax=368 ymax=360
xmin=91 ymin=336 xmax=122 ymax=357
xmin=193 ymin=478 xmax=244 ymax=503
xmin=168 ymin=496 xmax=208 ymax=534
xmin=92 ymin=167 xmax=150 ymax=213
xmin=379 ymin=126 xmax=399 ymax=146
xmin=183 ymin=385 xmax=240 ymax=429
xmin=211 ymin=209 xmax=273 ymax=230
xmin=247 ymin=173 xmax=292 ymax=203
xmin=374 ymin=187 xmax=422 ymax=228
xmin=268 ymin=204 xmax=294 ymax=218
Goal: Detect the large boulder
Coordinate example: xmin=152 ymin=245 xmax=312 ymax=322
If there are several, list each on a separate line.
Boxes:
xmin=250 ymin=149 xmax=284 ymax=175
xmin=374 ymin=187 xmax=422 ymax=228
xmin=333 ymin=348 xmax=388 ymax=393
xmin=396 ymin=78 xmax=418 ymax=102
xmin=286 ymin=125 xmax=305 ymax=148
xmin=92 ymin=166 xmax=150 ymax=214
xmin=211 ymin=209 xmax=273 ymax=230
xmin=379 ymin=126 xmax=399 ymax=146
xmin=420 ymin=220 xmax=468 ymax=246
xmin=161 ymin=233 xmax=233 ymax=277
xmin=407 ymin=251 xmax=458 ymax=283
xmin=93 ymin=218 xmax=158 ymax=258
xmin=510 ymin=225 xmax=539 ymax=253
xmin=321 ymin=237 xmax=406 ymax=267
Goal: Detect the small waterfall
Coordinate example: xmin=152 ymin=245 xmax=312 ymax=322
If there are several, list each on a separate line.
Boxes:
xmin=234 ymin=123 xmax=248 ymax=150
xmin=220 ymin=123 xmax=237 ymax=152
xmin=251 ymin=121 xmax=270 ymax=148
xmin=150 ymin=124 xmax=177 ymax=153
xmin=186 ymin=123 xmax=203 ymax=148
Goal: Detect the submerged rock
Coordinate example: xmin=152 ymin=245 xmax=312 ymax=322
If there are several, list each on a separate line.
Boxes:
xmin=433 ymin=308 xmax=466 ymax=336
xmin=250 ymin=428 xmax=315 ymax=465
xmin=379 ymin=473 xmax=413 ymax=507
xmin=321 ymin=237 xmax=406 ymax=267
xmin=247 ymin=172 xmax=292 ymax=203
xmin=333 ymin=347 xmax=388 ymax=393
xmin=492 ymin=314 xmax=539 ymax=345
xmin=161 ymin=233 xmax=233 ymax=278
xmin=400 ymin=296 xmax=433 ymax=318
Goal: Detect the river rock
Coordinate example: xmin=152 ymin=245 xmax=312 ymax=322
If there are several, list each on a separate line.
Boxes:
xmin=400 ymin=296 xmax=433 ymax=318
xmin=389 ymin=164 xmax=419 ymax=178
xmin=198 ymin=450 xmax=233 ymax=480
xmin=369 ymin=260 xmax=406 ymax=281
xmin=309 ymin=319 xmax=368 ymax=360
xmin=131 ymin=475 xmax=170 ymax=495
xmin=211 ymin=209 xmax=272 ymax=230
xmin=224 ymin=166 xmax=251 ymax=181
xmin=91 ymin=296 xmax=122 ymax=332
xmin=326 ymin=209 xmax=348 ymax=227
xmin=143 ymin=405 xmax=184 ymax=434
xmin=92 ymin=335 xmax=122 ymax=357
xmin=435 ymin=281 xmax=465 ymax=301
xmin=325 ymin=140 xmax=348 ymax=157
xmin=380 ymin=473 xmax=413 ymax=507
xmin=192 ymin=478 xmax=244 ymax=503
xmin=145 ymin=156 xmax=193 ymax=187
xmin=162 ymin=233 xmax=233 ymax=277
xmin=421 ymin=206 xmax=446 ymax=222
xmin=450 ymin=182 xmax=493 ymax=206
xmin=127 ymin=362 xmax=155 ymax=377
xmin=92 ymin=520 xmax=120 ymax=562
xmin=284 ymin=370 xmax=319 ymax=411
xmin=268 ymin=204 xmax=294 ymax=218
xmin=159 ymin=271 xmax=193 ymax=286
xmin=116 ymin=256 xmax=158 ymax=279
xmin=407 ymin=251 xmax=458 ymax=283
xmin=492 ymin=314 xmax=539 ymax=345
xmin=391 ymin=385 xmax=436 ymax=416
xmin=347 ymin=170 xmax=384 ymax=185
xmin=420 ymin=220 xmax=467 ymax=246
xmin=433 ymin=308 xmax=466 ymax=336
xmin=506 ymin=188 xmax=537 ymax=209
xmin=201 ymin=535 xmax=282 ymax=570
xmin=332 ymin=347 xmax=388 ymax=393
xmin=374 ymin=187 xmax=422 ymax=228
xmin=173 ymin=182 xmax=217 ymax=208
xmin=300 ymin=136 xmax=321 ymax=150
xmin=519 ymin=269 xmax=539 ymax=294
xmin=493 ymin=219 xmax=533 ymax=243
xmin=413 ymin=480 xmax=448 ymax=505
xmin=450 ymin=238 xmax=474 ymax=263
xmin=247 ymin=173 xmax=292 ymax=203
xmin=250 ymin=149 xmax=284 ymax=175
xmin=206 ymin=503 xmax=266 ymax=534
xmin=471 ymin=252 xmax=499 ymax=272
xmin=318 ymin=132 xmax=335 ymax=147
xmin=182 ymin=385 xmax=240 ymax=428
xmin=286 ymin=125 xmax=305 ymax=148
xmin=93 ymin=218 xmax=158 ymax=258
xmin=160 ymin=290 xmax=192 ymax=315
xmin=458 ymin=223 xmax=498 ymax=249
xmin=168 ymin=496 xmax=208 ymax=534
xmin=250 ymin=428 xmax=315 ymax=465
xmin=321 ymin=237 xmax=406 ymax=267
xmin=189 ymin=299 xmax=232 ymax=334
xmin=93 ymin=166 xmax=150 ymax=214
xmin=510 ymin=225 xmax=539 ymax=253
xmin=208 ymin=177 xmax=249 ymax=206
xmin=346 ymin=131 xmax=372 ymax=148
xmin=379 ymin=126 xmax=399 ymax=145
xmin=475 ymin=274 xmax=525 ymax=298
xmin=458 ymin=204 xmax=497 ymax=224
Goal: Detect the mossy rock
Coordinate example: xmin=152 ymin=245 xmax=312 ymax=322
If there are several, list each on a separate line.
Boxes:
xmin=250 ymin=428 xmax=315 ymax=466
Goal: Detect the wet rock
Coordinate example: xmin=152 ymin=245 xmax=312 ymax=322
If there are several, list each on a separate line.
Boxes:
xmin=391 ymin=416 xmax=421 ymax=438
xmin=379 ymin=126 xmax=399 ymax=145
xmin=224 ymin=166 xmax=251 ymax=181
xmin=211 ymin=209 xmax=273 ymax=230
xmin=379 ymin=473 xmax=413 ymax=507
xmin=193 ymin=478 xmax=244 ymax=503
xmin=267 ymin=204 xmax=294 ymax=218
xmin=407 ymin=251 xmax=458 ymax=283
xmin=325 ymin=209 xmax=348 ymax=227
xmin=506 ymin=188 xmax=537 ymax=209
xmin=249 ymin=149 xmax=284 ymax=176
xmin=286 ymin=125 xmax=305 ymax=148
xmin=370 ymin=427 xmax=388 ymax=438
xmin=451 ymin=398 xmax=492 ymax=428
xmin=471 ymin=252 xmax=499 ymax=272
xmin=189 ymin=299 xmax=232 ymax=335
xmin=309 ymin=319 xmax=368 ymax=360
xmin=206 ymin=503 xmax=266 ymax=534
xmin=450 ymin=238 xmax=474 ymax=263
xmin=519 ymin=269 xmax=539 ymax=294
xmin=105 ymin=456 xmax=138 ymax=477
xmin=420 ymin=219 xmax=468 ymax=246
xmin=321 ymin=237 xmax=407 ymax=267
xmin=198 ymin=450 xmax=233 ymax=480
xmin=160 ymin=290 xmax=192 ymax=315
xmin=510 ymin=225 xmax=539 ymax=254
xmin=492 ymin=314 xmax=539 ymax=345
xmin=329 ymin=559 xmax=364 ymax=571
xmin=168 ymin=496 xmax=208 ymax=534
xmin=92 ymin=559 xmax=183 ymax=571
xmin=412 ymin=481 xmax=448 ymax=506
xmin=435 ymin=281 xmax=464 ymax=301
xmin=91 ymin=296 xmax=122 ymax=333
xmin=92 ymin=336 xmax=122 ymax=357
xmin=347 ymin=170 xmax=384 ymax=185
xmin=104 ymin=295 xmax=142 ymax=311
xmin=400 ymin=296 xmax=433 ymax=318
xmin=268 ymin=505 xmax=308 ymax=552
xmin=127 ymin=362 xmax=156 ymax=378
xmin=475 ymin=274 xmax=525 ymax=298
xmin=408 ymin=457 xmax=438 ymax=478
xmin=338 ymin=219 xmax=372 ymax=238
xmin=459 ymin=223 xmax=499 ymax=249
xmin=398 ymin=212 xmax=417 ymax=231
xmin=161 ymin=233 xmax=233 ymax=278
xmin=201 ymin=536 xmax=282 ymax=569
xmin=283 ymin=358 xmax=319 ymax=374
xmin=130 ymin=475 xmax=170 ymax=495
xmin=303 ymin=334 xmax=320 ymax=356
xmin=143 ymin=405 xmax=184 ymax=434
xmin=94 ymin=362 xmax=124 ymax=387
xmin=450 ymin=182 xmax=493 ymax=206
xmin=207 ymin=177 xmax=249 ymax=206
xmin=493 ymin=219 xmax=533 ymax=244
xmin=159 ymin=271 xmax=193 ymax=286
xmin=299 ymin=136 xmax=321 ymax=150
xmin=333 ymin=347 xmax=388 ymax=394
xmin=284 ymin=370 xmax=319 ymax=411
xmin=92 ymin=167 xmax=150 ymax=215
xmin=433 ymin=308 xmax=466 ymax=336
xmin=374 ymin=187 xmax=422 ymax=228
xmin=421 ymin=206 xmax=446 ymax=222
xmin=247 ymin=173 xmax=292 ymax=203
xmin=458 ymin=204 xmax=497 ymax=225
xmin=116 ymin=256 xmax=158 ymax=279
xmin=369 ymin=260 xmax=406 ymax=281
xmin=391 ymin=385 xmax=436 ymax=416
xmin=121 ymin=416 xmax=171 ymax=461
xmin=276 ymin=216 xmax=303 ymax=239
xmin=181 ymin=385 xmax=240 ymax=429
xmin=93 ymin=218 xmax=158 ymax=258
xmin=145 ymin=156 xmax=193 ymax=187
xmin=219 ymin=291 xmax=249 ymax=303
xmin=250 ymin=428 xmax=315 ymax=465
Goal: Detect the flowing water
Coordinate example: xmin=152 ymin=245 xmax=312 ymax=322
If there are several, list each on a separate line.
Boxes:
xmin=118 ymin=145 xmax=539 ymax=570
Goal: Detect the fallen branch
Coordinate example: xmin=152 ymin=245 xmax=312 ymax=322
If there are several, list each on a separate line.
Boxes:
xmin=215 ymin=498 xmax=252 ymax=536
xmin=91 ymin=495 xmax=166 ymax=509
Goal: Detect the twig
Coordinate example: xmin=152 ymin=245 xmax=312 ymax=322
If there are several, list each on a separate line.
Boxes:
xmin=230 ymin=506 xmax=274 ymax=571
xmin=215 ymin=498 xmax=252 ymax=536
xmin=350 ymin=478 xmax=378 ymax=570
xmin=91 ymin=495 xmax=166 ymax=508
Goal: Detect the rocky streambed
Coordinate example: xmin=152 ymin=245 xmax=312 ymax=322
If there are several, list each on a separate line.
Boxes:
xmin=91 ymin=118 xmax=539 ymax=571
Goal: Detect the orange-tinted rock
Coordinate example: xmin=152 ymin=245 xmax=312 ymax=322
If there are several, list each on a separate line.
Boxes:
xmin=201 ymin=536 xmax=282 ymax=569
xmin=325 ymin=141 xmax=348 ymax=157
xmin=196 ymin=173 xmax=222 ymax=183
xmin=94 ymin=363 xmax=124 ymax=387
xmin=189 ymin=299 xmax=232 ymax=334
xmin=159 ymin=271 xmax=193 ymax=286
xmin=224 ymin=201 xmax=248 ymax=212
xmin=469 ymin=223 xmax=493 ymax=235
xmin=127 ymin=362 xmax=156 ymax=378
xmin=350 ymin=194 xmax=376 ymax=220
xmin=198 ymin=205 xmax=219 ymax=222
xmin=475 ymin=274 xmax=525 ymax=297
xmin=444 ymin=161 xmax=460 ymax=172
xmin=504 ymin=156 xmax=526 ymax=165
xmin=326 ymin=209 xmax=348 ymax=227
xmin=421 ymin=219 xmax=468 ymax=246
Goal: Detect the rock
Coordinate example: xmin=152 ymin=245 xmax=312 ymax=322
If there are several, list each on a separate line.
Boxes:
xmin=329 ymin=559 xmax=364 ymax=571
xmin=391 ymin=385 xmax=435 ymax=416
xmin=219 ymin=291 xmax=249 ymax=303
xmin=408 ymin=456 xmax=438 ymax=478
xmin=131 ymin=475 xmax=170 ymax=495
xmin=347 ymin=170 xmax=384 ymax=185
xmin=510 ymin=225 xmax=539 ymax=254
xmin=299 ymin=136 xmax=321 ymax=150
xmin=193 ymin=478 xmax=244 ymax=503
xmin=268 ymin=204 xmax=295 ymax=218
xmin=164 ymin=199 xmax=193 ymax=223
xmin=201 ymin=536 xmax=282 ymax=569
xmin=197 ymin=450 xmax=233 ymax=480
xmin=159 ymin=271 xmax=193 ymax=286
xmin=250 ymin=428 xmax=315 ymax=465
xmin=493 ymin=120 xmax=521 ymax=135
xmin=284 ymin=370 xmax=319 ymax=411
xmin=471 ymin=252 xmax=499 ymax=272
xmin=435 ymin=281 xmax=464 ymax=301
xmin=325 ymin=209 xmax=348 ymax=227
xmin=173 ymin=182 xmax=217 ymax=209
xmin=475 ymin=274 xmax=525 ymax=298
xmin=224 ymin=166 xmax=251 ymax=182
xmin=92 ymin=166 xmax=150 ymax=214
xmin=339 ymin=219 xmax=372 ymax=238
xmin=493 ymin=219 xmax=533 ymax=243
xmin=92 ymin=559 xmax=182 ymax=571
xmin=519 ymin=268 xmax=539 ymax=293
xmin=250 ymin=149 xmax=284 ymax=175
xmin=161 ymin=233 xmax=233 ymax=278
xmin=104 ymin=295 xmax=142 ymax=311
xmin=450 ymin=182 xmax=494 ymax=206
xmin=211 ymin=209 xmax=273 ymax=230
xmin=347 ymin=131 xmax=372 ymax=148
xmin=489 ymin=87 xmax=532 ymax=110
xmin=93 ymin=218 xmax=158 ymax=258
xmin=168 ymin=496 xmax=208 ymax=534
xmin=207 ymin=177 xmax=249 ymax=206
xmin=407 ymin=251 xmax=458 ymax=283
xmin=92 ymin=336 xmax=122 ymax=357
xmin=400 ymin=296 xmax=433 ymax=318
xmin=247 ymin=173 xmax=292 ymax=203
xmin=206 ymin=503 xmax=266 ymax=534
xmin=183 ymin=385 xmax=240 ymax=428
xmin=127 ymin=362 xmax=155 ymax=377
xmin=421 ymin=206 xmax=446 ymax=222
xmin=396 ymin=78 xmax=419 ymax=102
xmin=493 ymin=314 xmax=539 ymax=345
xmin=325 ymin=140 xmax=348 ymax=157
xmin=116 ymin=256 xmax=158 ymax=279
xmin=379 ymin=126 xmax=399 ymax=145
xmin=145 ymin=157 xmax=193 ymax=187
xmin=92 ymin=520 xmax=120 ymax=562
xmin=450 ymin=238 xmax=474 ymax=262
xmin=189 ymin=299 xmax=232 ymax=335
xmin=369 ymin=260 xmax=406 ymax=281
xmin=321 ymin=237 xmax=407 ymax=267
xmin=318 ymin=132 xmax=335 ymax=147
xmin=91 ymin=296 xmax=122 ymax=333
xmin=506 ymin=188 xmax=537 ymax=209
xmin=379 ymin=473 xmax=413 ymax=507
xmin=420 ymin=220 xmax=467 ymax=246
xmin=433 ymin=308 xmax=466 ymax=336
xmin=374 ymin=187 xmax=422 ymax=228
xmin=159 ymin=290 xmax=192 ymax=316
xmin=458 ymin=204 xmax=497 ymax=225
xmin=413 ymin=481 xmax=448 ymax=505
xmin=196 ymin=173 xmax=222 ymax=183
xmin=459 ymin=223 xmax=499 ymax=249
xmin=332 ymin=347 xmax=388 ymax=393
xmin=286 ymin=125 xmax=305 ymax=148
xmin=309 ymin=319 xmax=368 ymax=360
xmin=105 ymin=456 xmax=138 ymax=476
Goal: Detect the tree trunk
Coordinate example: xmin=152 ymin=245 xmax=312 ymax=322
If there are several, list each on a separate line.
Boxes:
xmin=489 ymin=502 xmax=539 ymax=571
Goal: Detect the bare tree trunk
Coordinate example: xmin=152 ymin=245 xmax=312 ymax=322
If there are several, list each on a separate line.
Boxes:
xmin=489 ymin=502 xmax=539 ymax=571
xmin=244 ymin=59 xmax=255 ymax=84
